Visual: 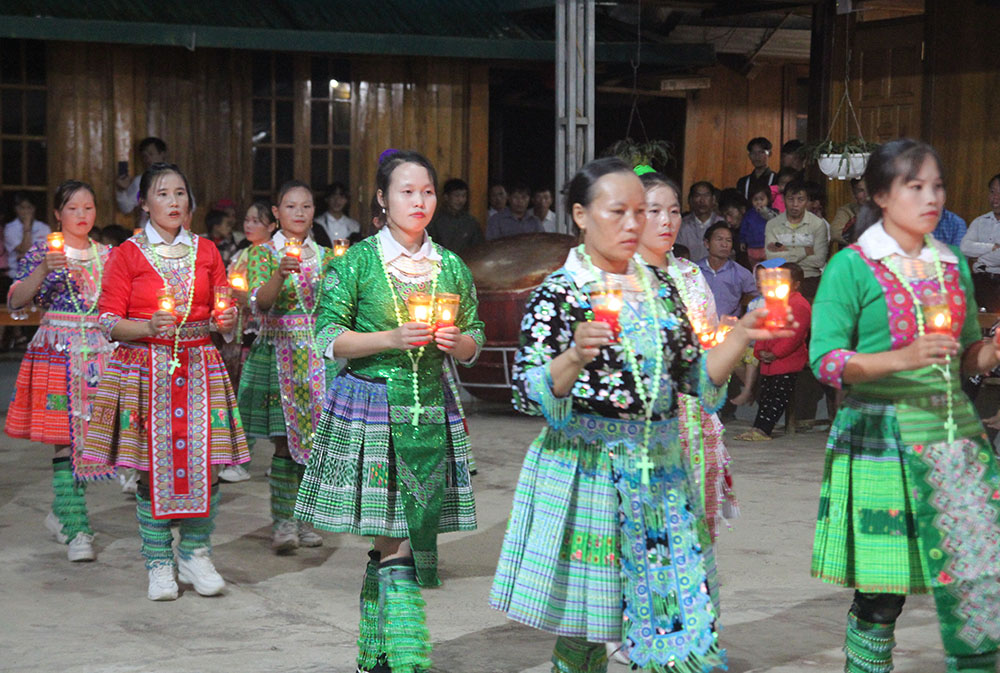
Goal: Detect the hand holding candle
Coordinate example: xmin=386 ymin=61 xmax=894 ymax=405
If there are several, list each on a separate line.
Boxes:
xmin=282 ymin=237 xmax=303 ymax=274
xmin=45 ymin=232 xmax=67 ymax=271
xmin=213 ymin=285 xmax=232 ymax=313
xmin=406 ymin=292 xmax=433 ymax=346
xmin=761 ymin=268 xmax=791 ymax=330
xmin=156 ymin=287 xmax=176 ymax=314
xmin=590 ymin=288 xmax=623 ymax=341
xmin=922 ymin=293 xmax=952 ymax=335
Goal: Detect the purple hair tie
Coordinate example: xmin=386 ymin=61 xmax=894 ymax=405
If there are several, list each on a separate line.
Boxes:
xmin=379 ymin=148 xmax=400 ymax=164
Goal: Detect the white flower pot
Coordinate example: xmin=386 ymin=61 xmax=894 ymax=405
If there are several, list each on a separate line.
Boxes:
xmin=818 ymin=152 xmax=870 ymax=180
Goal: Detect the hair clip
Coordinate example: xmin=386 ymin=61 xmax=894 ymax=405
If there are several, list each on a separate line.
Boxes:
xmin=379 ymin=148 xmax=401 ymax=164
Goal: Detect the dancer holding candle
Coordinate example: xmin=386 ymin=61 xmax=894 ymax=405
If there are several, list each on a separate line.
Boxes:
xmin=635 ymin=168 xmax=739 ymax=546
xmin=238 ymin=182 xmax=335 ymax=553
xmin=294 ymin=149 xmax=484 ymax=673
xmin=810 ymin=140 xmax=1000 ymax=672
xmin=82 ymin=163 xmax=249 ymax=600
xmin=491 ymin=158 xmax=790 ymax=673
xmin=5 ymin=180 xmax=115 ymax=562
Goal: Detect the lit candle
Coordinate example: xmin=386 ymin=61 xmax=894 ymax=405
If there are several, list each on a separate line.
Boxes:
xmin=435 ymin=293 xmax=461 ymax=330
xmin=284 ymin=237 xmax=302 ymax=259
xmin=332 ymin=238 xmax=350 ymax=257
xmin=406 ymin=292 xmax=433 ymax=346
xmin=760 ymin=268 xmax=792 ymax=329
xmin=214 ymin=285 xmax=232 ymax=312
xmin=590 ymin=289 xmax=624 ymax=341
xmin=923 ymin=293 xmax=952 ymax=335
xmin=714 ymin=315 xmax=739 ymax=344
xmin=47 ymin=232 xmax=64 ymax=252
xmin=229 ymin=273 xmax=248 ymax=292
xmin=157 ymin=287 xmax=176 ymax=313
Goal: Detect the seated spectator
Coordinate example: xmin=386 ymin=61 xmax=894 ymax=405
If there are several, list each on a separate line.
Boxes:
xmin=488 ymin=183 xmax=507 ymax=218
xmin=426 ymin=178 xmax=484 ymax=255
xmin=736 ymin=137 xmax=776 ymax=201
xmin=933 ymin=209 xmax=967 ymax=247
xmin=313 ymin=182 xmax=361 ymax=247
xmin=486 ymin=184 xmax=541 ymax=241
xmin=735 ymin=262 xmax=811 ymax=441
xmin=780 ymin=140 xmax=805 ymax=172
xmin=532 ymin=186 xmax=556 ymax=233
xmin=5 ymin=192 xmax=50 ymax=278
xmin=741 ymin=184 xmax=775 ymax=266
xmin=677 ymin=181 xmax=724 ymax=262
xmin=829 ymin=177 xmax=868 ymax=246
xmin=765 ymin=180 xmax=829 ymax=299
xmin=206 ymin=209 xmax=238 ymax=266
xmin=960 ymin=173 xmax=1000 ymax=311
xmin=696 ymin=223 xmax=758 ymax=318
xmin=115 ymin=136 xmax=167 ymax=227
xmin=804 ymin=181 xmax=827 ymax=220
xmin=770 ymin=166 xmax=802 ymax=213
xmin=718 ymin=188 xmax=749 ymax=266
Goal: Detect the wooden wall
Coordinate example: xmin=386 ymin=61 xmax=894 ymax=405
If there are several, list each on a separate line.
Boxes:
xmin=924 ymin=0 xmax=1000 ymax=222
xmin=350 ymin=58 xmax=489 ymax=228
xmin=48 ymin=42 xmax=254 ymax=232
xmin=681 ymin=63 xmax=790 ymax=207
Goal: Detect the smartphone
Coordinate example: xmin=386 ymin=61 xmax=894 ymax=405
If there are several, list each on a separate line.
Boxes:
xmin=117 ymin=161 xmax=129 ymax=177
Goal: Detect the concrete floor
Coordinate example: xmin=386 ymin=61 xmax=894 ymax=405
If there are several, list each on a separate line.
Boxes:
xmin=0 ymin=397 xmax=952 ymax=673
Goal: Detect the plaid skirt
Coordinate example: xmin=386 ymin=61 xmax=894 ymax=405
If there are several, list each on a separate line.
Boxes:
xmin=294 ymin=371 xmax=477 ymax=537
xmin=237 ymin=341 xmax=286 ymax=437
xmin=812 ymin=395 xmax=930 ymax=594
xmin=83 ymin=341 xmax=250 ymax=470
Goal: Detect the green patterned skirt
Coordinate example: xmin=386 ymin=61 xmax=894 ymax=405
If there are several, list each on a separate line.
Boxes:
xmin=237 ymin=341 xmax=285 ymax=437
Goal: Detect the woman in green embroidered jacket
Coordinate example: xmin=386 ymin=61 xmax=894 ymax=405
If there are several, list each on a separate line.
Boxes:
xmin=294 ymin=149 xmax=485 ymax=673
xmin=490 ymin=157 xmax=789 ymax=673
xmin=810 ymin=139 xmax=1000 ymax=672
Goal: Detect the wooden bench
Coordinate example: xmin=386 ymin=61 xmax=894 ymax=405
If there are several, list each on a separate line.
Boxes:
xmin=0 ymin=307 xmax=43 ymax=327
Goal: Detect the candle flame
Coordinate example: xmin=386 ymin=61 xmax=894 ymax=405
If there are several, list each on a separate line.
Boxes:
xmin=441 ymin=308 xmax=452 ymax=322
xmin=607 ymin=295 xmax=622 ymax=312
xmin=414 ymin=305 xmax=429 ymax=322
xmin=933 ymin=313 xmax=947 ymax=328
xmin=159 ymin=298 xmax=174 ymax=312
xmin=775 ymin=283 xmax=790 ymax=299
xmin=230 ymin=275 xmax=247 ymax=291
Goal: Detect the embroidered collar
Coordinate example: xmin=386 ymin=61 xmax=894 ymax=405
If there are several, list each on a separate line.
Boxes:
xmin=378 ymin=225 xmax=441 ymax=263
xmin=857 ymin=221 xmax=958 ymax=264
xmin=145 ymin=222 xmax=193 ymax=248
xmin=563 ymin=247 xmax=643 ymax=292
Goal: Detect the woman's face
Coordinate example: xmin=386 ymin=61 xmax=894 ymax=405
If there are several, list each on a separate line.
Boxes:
xmin=273 ymin=187 xmax=315 ymax=239
xmin=852 ymin=179 xmax=869 ymax=206
xmin=876 ymin=156 xmax=945 ymax=238
xmin=639 ymin=184 xmax=682 ymax=260
xmin=576 ymin=171 xmax=646 ymax=272
xmin=55 ymin=189 xmax=96 ymax=240
xmin=15 ymin=199 xmax=35 ymax=224
xmin=326 ymin=190 xmax=348 ymax=215
xmin=142 ymin=172 xmax=190 ymax=233
xmin=243 ymin=206 xmax=275 ymax=245
xmin=379 ymin=162 xmax=437 ymax=239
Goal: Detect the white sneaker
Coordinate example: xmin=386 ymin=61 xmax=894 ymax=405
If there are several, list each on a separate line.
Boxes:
xmin=605 ymin=642 xmax=630 ymax=666
xmin=177 ymin=548 xmax=225 ymax=596
xmin=44 ymin=511 xmax=69 ymax=543
xmin=297 ymin=521 xmax=323 ymax=547
xmin=67 ymin=532 xmax=95 ymax=562
xmin=147 ymin=564 xmax=179 ymax=601
xmin=119 ymin=468 xmax=138 ymax=495
xmin=217 ymin=464 xmax=251 ymax=483
xmin=271 ymin=519 xmax=299 ymax=554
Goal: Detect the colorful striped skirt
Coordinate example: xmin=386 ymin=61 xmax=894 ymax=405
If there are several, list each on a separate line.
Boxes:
xmin=812 ymin=395 xmax=930 ymax=594
xmin=294 ymin=371 xmax=477 ymax=538
xmin=83 ymin=337 xmax=250 ymax=471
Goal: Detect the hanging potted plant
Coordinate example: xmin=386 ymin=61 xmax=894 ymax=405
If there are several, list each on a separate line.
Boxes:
xmin=604 ymin=138 xmax=675 ymax=172
xmin=805 ymin=137 xmax=880 ymax=180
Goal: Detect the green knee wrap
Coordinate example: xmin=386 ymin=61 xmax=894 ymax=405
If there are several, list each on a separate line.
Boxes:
xmin=177 ymin=485 xmax=220 ymax=560
xmin=551 ymin=637 xmax=608 ymax=673
xmin=51 ymin=458 xmax=92 ymax=540
xmin=946 ymin=651 xmax=998 ymax=673
xmin=135 ymin=485 xmax=173 ymax=569
xmin=357 ymin=552 xmax=385 ymax=671
xmin=845 ymin=611 xmax=896 ymax=673
xmin=269 ymin=455 xmax=300 ymax=526
xmin=377 ymin=560 xmax=432 ymax=673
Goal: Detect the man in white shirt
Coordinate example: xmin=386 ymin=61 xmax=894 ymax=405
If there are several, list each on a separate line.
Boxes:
xmin=532 ymin=186 xmax=557 ymax=233
xmin=765 ymin=180 xmax=829 ymax=299
xmin=312 ymin=182 xmax=360 ymax=247
xmin=960 ymin=173 xmax=1000 ymax=311
xmin=676 ymin=181 xmax=724 ymax=262
xmin=115 ymin=137 xmax=167 ymax=227
xmin=4 ymin=193 xmax=50 ymax=277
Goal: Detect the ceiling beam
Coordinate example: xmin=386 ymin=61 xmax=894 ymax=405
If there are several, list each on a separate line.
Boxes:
xmin=702 ymin=1 xmax=821 ymax=18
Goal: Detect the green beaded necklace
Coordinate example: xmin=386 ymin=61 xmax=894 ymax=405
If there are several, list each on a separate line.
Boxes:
xmin=576 ymin=245 xmax=665 ymax=486
xmin=881 ymin=235 xmax=957 ymax=443
xmin=147 ymin=232 xmax=198 ymax=374
xmin=377 ymin=233 xmax=439 ymax=426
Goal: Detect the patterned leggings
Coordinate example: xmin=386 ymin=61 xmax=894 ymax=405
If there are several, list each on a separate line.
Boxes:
xmin=753 ymin=372 xmax=797 ymax=436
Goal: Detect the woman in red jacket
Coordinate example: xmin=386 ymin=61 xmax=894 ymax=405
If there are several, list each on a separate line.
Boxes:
xmin=735 ymin=262 xmax=811 ymax=441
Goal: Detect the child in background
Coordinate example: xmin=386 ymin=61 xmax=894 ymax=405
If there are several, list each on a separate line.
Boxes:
xmin=741 ymin=184 xmax=774 ymax=265
xmin=719 ymin=188 xmax=749 ymax=268
xmin=770 ymin=167 xmax=801 ymax=214
xmin=207 ymin=209 xmax=238 ymax=267
xmin=735 ymin=262 xmax=811 ymax=440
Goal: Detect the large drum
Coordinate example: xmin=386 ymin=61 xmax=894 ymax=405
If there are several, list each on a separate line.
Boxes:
xmin=460 ymin=233 xmax=577 ymax=402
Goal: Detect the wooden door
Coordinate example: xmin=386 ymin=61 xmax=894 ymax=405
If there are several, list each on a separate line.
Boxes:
xmin=852 ymin=17 xmax=924 ymax=142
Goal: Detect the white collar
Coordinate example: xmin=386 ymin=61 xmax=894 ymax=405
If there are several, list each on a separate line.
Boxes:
xmin=857 ymin=221 xmax=958 ymax=264
xmin=145 ymin=222 xmax=193 ymax=247
xmin=378 ymin=226 xmax=441 ymax=262
xmin=562 ymin=247 xmax=643 ymax=292
xmin=271 ymin=229 xmax=315 ymax=249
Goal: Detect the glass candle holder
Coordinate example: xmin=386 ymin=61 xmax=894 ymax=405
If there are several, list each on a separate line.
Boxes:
xmin=435 ymin=293 xmax=461 ymax=330
xmin=229 ymin=272 xmax=248 ymax=292
xmin=713 ymin=315 xmax=739 ymax=345
xmin=157 ymin=287 xmax=176 ymax=313
xmin=214 ymin=285 xmax=232 ymax=312
xmin=590 ymin=288 xmax=624 ymax=341
xmin=47 ymin=232 xmax=64 ymax=252
xmin=923 ymin=293 xmax=952 ymax=335
xmin=332 ymin=239 xmax=350 ymax=257
xmin=284 ymin=237 xmax=302 ymax=258
xmin=406 ymin=292 xmax=433 ymax=346
xmin=761 ymin=268 xmax=792 ymax=329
